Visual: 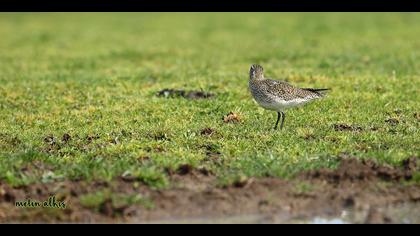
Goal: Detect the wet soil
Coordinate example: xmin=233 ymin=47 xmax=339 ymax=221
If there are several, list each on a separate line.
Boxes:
xmin=0 ymin=156 xmax=419 ymax=223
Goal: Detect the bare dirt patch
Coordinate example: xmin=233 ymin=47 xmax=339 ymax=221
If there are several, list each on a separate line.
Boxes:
xmin=156 ymin=89 xmax=214 ymax=100
xmin=333 ymin=123 xmax=363 ymax=132
xmin=86 ymin=134 xmax=100 ymax=143
xmin=200 ymin=128 xmax=216 ymax=136
xmin=414 ymin=112 xmax=420 ymax=121
xmin=385 ymin=118 xmax=400 ymax=126
xmin=62 ymin=133 xmax=71 ymax=143
xmin=0 ymin=156 xmax=419 ymax=223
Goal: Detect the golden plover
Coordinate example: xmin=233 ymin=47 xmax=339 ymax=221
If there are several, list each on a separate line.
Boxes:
xmin=249 ymin=64 xmax=329 ymax=130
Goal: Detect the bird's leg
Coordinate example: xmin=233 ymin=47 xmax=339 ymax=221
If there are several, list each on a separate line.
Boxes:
xmin=274 ymin=112 xmax=281 ymax=130
xmin=280 ymin=112 xmax=286 ymax=130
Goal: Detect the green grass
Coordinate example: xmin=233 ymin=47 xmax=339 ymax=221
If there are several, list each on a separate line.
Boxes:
xmin=0 ymin=13 xmax=419 ymax=188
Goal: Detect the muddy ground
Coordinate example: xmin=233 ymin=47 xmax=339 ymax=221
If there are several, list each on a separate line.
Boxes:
xmin=0 ymin=156 xmax=419 ymax=223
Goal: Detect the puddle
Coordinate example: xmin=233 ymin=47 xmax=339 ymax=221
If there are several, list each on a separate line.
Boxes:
xmin=143 ymin=202 xmax=420 ymax=224
xmin=289 ymin=202 xmax=420 ymax=224
xmin=308 ymin=218 xmax=349 ymax=224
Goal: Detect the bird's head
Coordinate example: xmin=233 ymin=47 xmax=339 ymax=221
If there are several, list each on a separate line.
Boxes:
xmin=250 ymin=64 xmax=264 ymax=80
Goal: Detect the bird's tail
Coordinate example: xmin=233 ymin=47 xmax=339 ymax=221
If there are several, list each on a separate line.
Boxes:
xmin=302 ymin=88 xmax=330 ymax=97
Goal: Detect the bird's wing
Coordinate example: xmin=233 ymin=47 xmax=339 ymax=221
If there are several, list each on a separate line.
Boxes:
xmin=301 ymin=88 xmax=330 ymax=96
xmin=264 ymin=79 xmax=314 ymax=100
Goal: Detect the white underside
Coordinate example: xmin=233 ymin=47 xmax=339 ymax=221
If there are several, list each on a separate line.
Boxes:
xmin=257 ymin=98 xmax=310 ymax=112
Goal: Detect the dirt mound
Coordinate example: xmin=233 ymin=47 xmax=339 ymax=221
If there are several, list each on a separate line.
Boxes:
xmin=304 ymin=157 xmax=417 ymax=183
xmin=333 ymin=123 xmax=363 ymax=132
xmin=156 ymin=89 xmax=214 ymax=99
xmin=200 ymin=128 xmax=216 ymax=136
xmin=223 ymin=112 xmax=241 ymax=123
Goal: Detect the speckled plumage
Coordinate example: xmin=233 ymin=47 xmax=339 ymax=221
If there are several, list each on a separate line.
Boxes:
xmin=248 ymin=64 xmax=329 ymax=130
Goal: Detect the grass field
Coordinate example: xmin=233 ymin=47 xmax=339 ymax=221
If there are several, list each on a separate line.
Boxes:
xmin=0 ymin=13 xmax=419 ymax=222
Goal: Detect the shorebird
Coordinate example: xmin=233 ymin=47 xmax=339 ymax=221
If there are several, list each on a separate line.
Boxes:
xmin=249 ymin=64 xmax=329 ymax=130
